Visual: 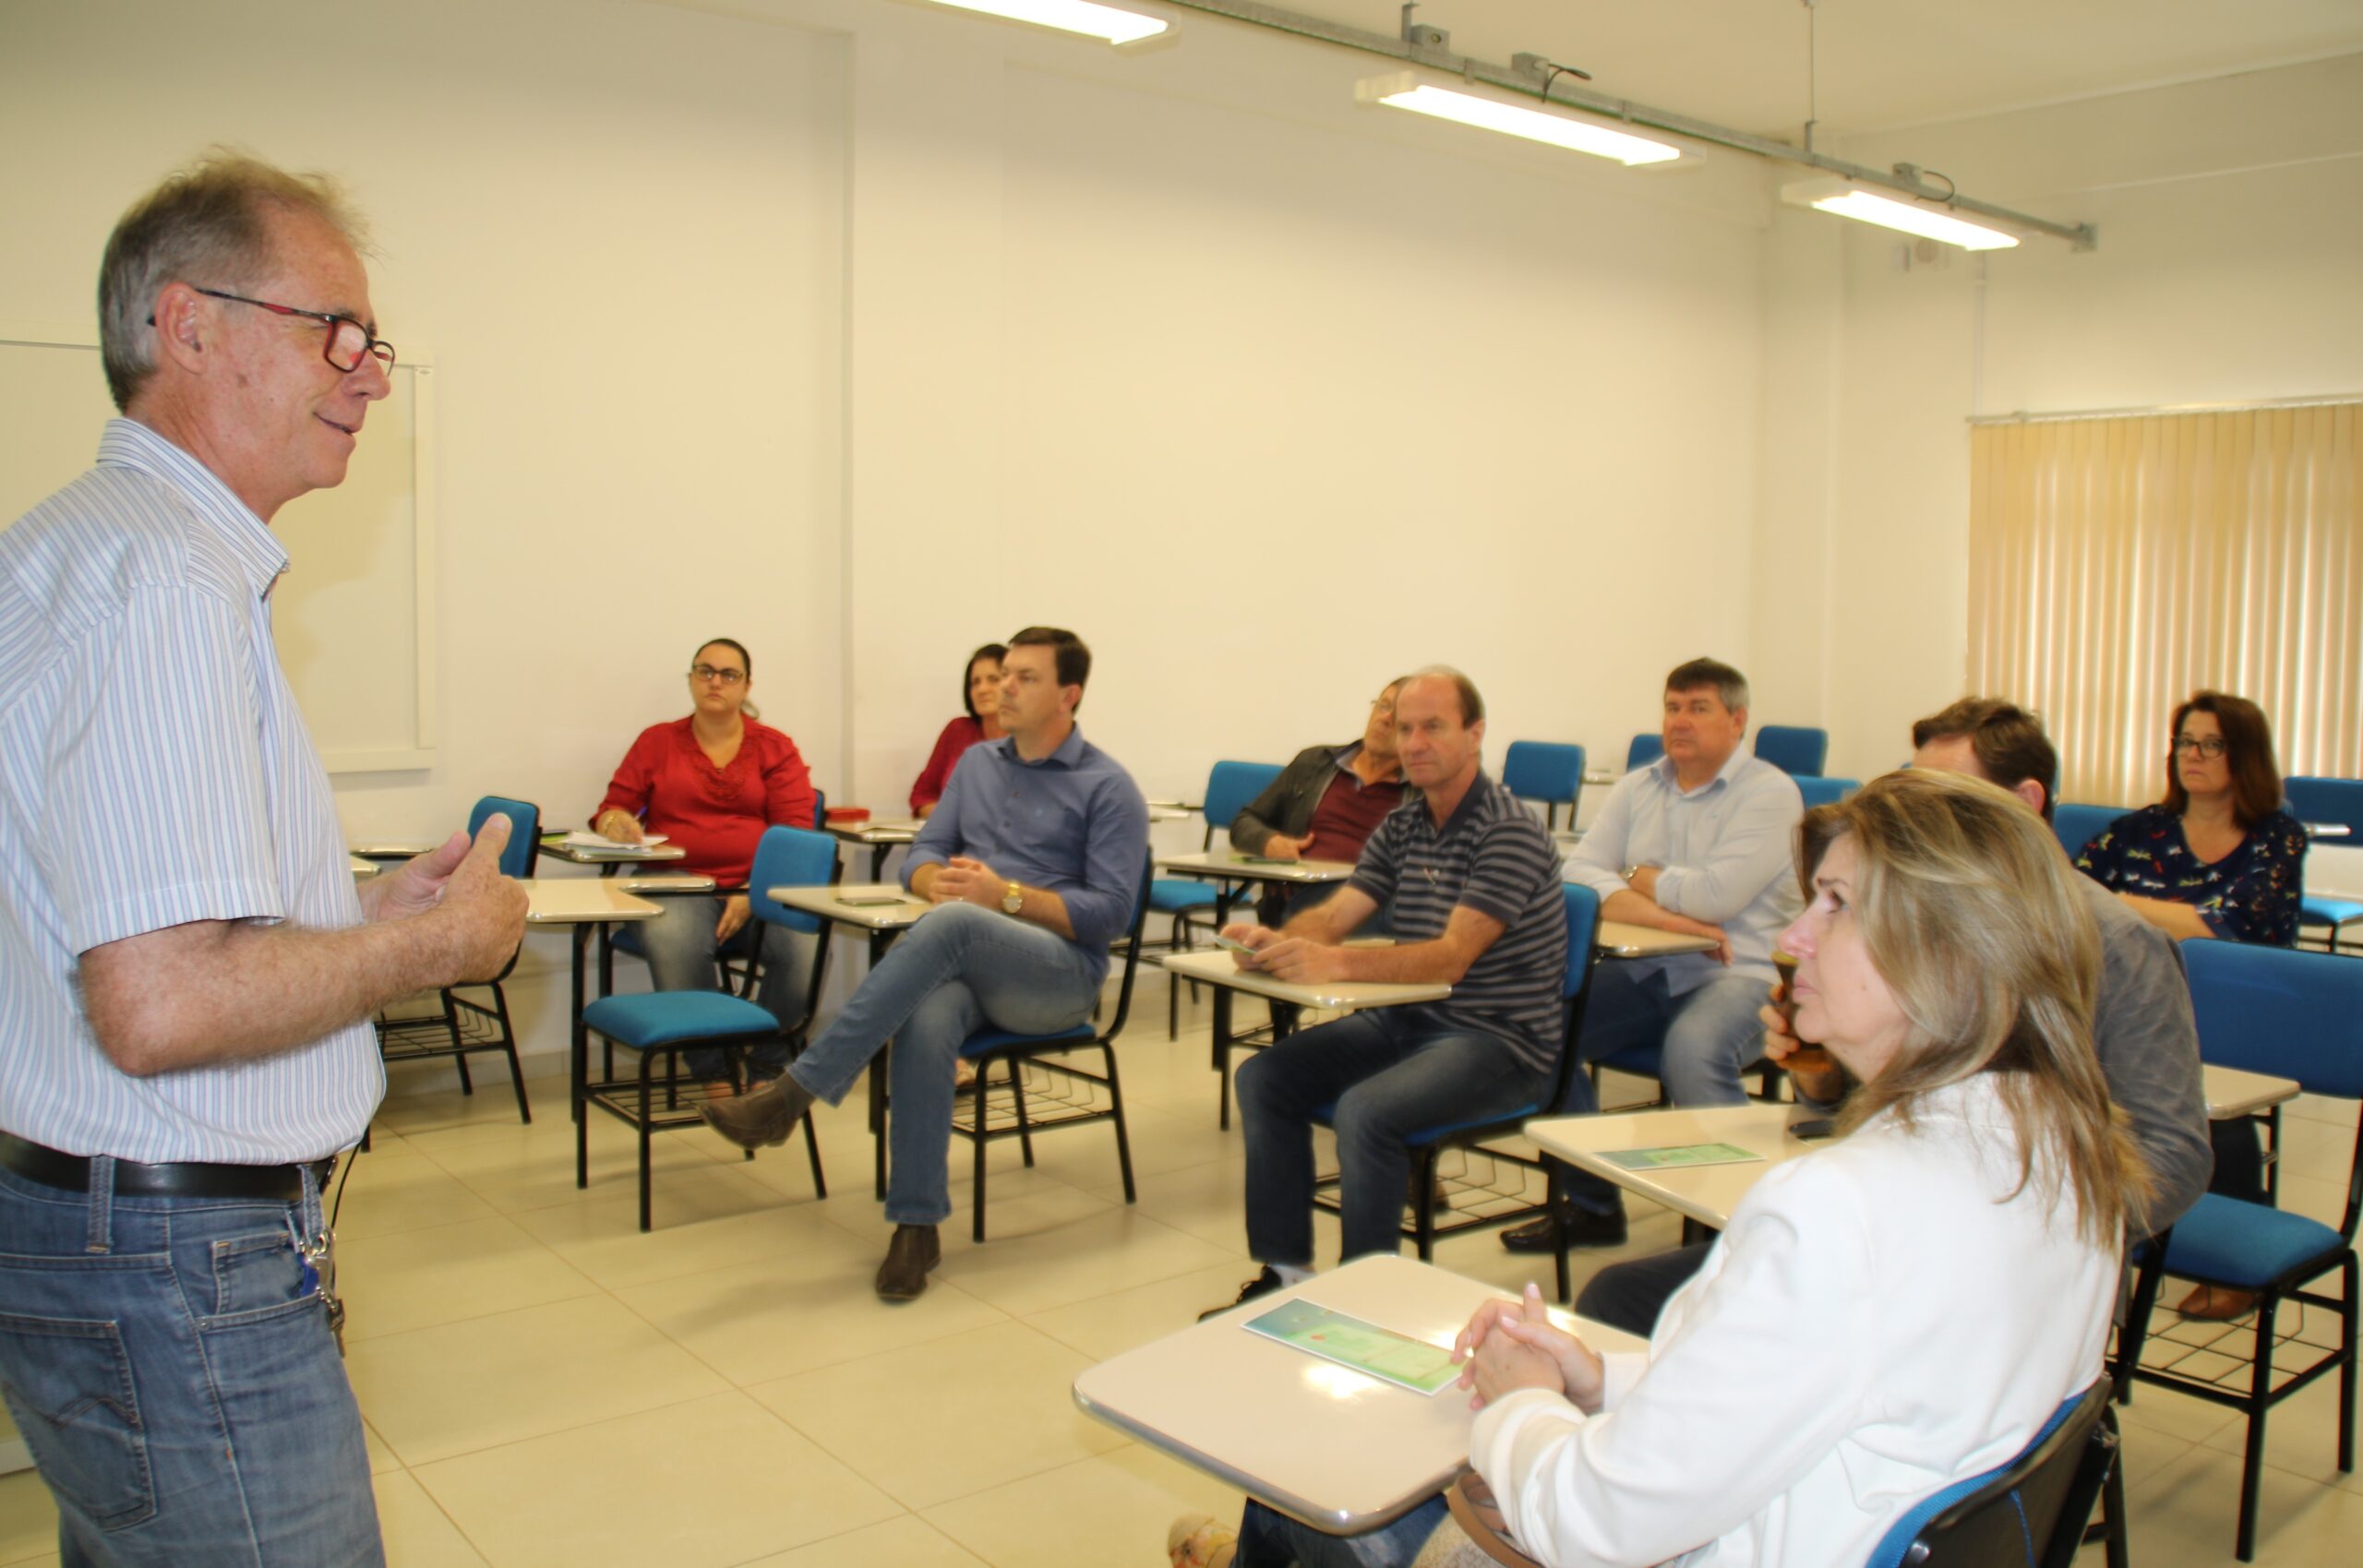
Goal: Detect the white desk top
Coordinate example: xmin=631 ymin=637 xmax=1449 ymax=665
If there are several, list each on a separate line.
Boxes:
xmin=827 ymin=819 xmax=922 ymax=845
xmin=1074 ymin=1254 xmax=1644 ymax=1533
xmin=521 ymin=880 xmax=662 ymax=924
xmin=1527 ymin=1104 xmax=1814 ymax=1230
xmin=1582 ymin=769 xmax=1616 ymax=785
xmin=2304 ymin=821 xmax=2352 ymax=840
xmin=1595 ymin=921 xmax=1721 ymax=958
xmin=766 ymin=882 xmax=932 ymax=931
xmin=349 ymin=856 xmax=374 ymax=879
xmin=1162 ymin=949 xmax=1451 ymax=1011
xmin=2203 ymin=1063 xmax=2303 ymax=1120
xmin=1158 ymin=851 xmax=1360 ymax=885
xmin=536 ymin=840 xmax=686 ymax=865
xmin=613 ymin=874 xmax=718 ymax=895
xmin=349 ymin=840 xmax=434 ymax=859
xmin=1146 ymin=798 xmax=1200 ymax=813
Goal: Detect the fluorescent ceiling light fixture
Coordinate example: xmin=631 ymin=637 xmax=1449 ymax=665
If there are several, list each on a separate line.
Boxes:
xmin=1356 ymin=72 xmax=1681 ymax=166
xmin=909 ymin=0 xmax=1173 ymax=49
xmin=1781 ymin=178 xmax=2019 ymax=251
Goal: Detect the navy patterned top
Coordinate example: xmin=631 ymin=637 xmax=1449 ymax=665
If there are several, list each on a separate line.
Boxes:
xmin=2074 ymin=804 xmax=2309 ymax=947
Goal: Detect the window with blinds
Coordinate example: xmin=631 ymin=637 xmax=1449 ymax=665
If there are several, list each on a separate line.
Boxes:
xmin=1968 ymin=401 xmax=2363 ymax=808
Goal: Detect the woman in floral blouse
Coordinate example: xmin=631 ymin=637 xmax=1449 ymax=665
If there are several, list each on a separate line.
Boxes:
xmin=2075 ymin=688 xmax=2307 ymax=1315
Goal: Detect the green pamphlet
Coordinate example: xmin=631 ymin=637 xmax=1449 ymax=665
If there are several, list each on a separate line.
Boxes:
xmin=1599 ymin=1142 xmax=1765 ymax=1171
xmin=1241 ymin=1299 xmax=1460 ymax=1395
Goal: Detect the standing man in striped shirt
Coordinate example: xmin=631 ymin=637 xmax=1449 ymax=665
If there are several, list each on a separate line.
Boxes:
xmin=1206 ymin=667 xmax=1568 ymax=1315
xmin=0 ymin=155 xmax=527 ymax=1566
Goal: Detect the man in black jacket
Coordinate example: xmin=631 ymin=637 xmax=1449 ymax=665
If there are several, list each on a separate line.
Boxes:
xmin=1229 ymin=676 xmax=1410 ymax=926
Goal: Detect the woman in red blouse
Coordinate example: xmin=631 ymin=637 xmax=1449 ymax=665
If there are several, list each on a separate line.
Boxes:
xmin=594 ymin=638 xmax=819 ymax=1089
xmin=908 ymin=642 xmax=1007 ymax=818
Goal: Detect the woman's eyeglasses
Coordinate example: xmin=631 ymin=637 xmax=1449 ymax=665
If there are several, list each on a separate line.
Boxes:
xmin=2171 ymin=735 xmax=2226 ymax=759
xmin=689 ymin=664 xmax=746 ymax=687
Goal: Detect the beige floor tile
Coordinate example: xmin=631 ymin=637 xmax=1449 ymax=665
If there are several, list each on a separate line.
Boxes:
xmin=2114 ymin=1440 xmax=2363 ymax=1564
xmin=339 ymin=1215 xmax=601 ymax=1341
xmin=932 ymin=1203 xmax=1239 ymax=1318
xmin=2197 ymin=1365 xmax=2359 ymax=1482
xmin=408 ymin=1116 xmax=736 ymax=1215
xmin=750 ymin=1321 xmax=1122 ymax=1509
xmin=371 ymin=1078 xmax=546 ymax=1141
xmin=1024 ymin=1102 xmax=1243 ymax=1188
xmin=376 ymin=1468 xmax=489 ymax=1567
xmin=614 ymin=1239 xmax=1010 ymax=1384
xmin=1022 ymin=1262 xmax=1275 ymax=1360
xmin=0 ymin=1471 xmax=57 ymax=1566
xmin=333 ymin=1149 xmax=503 ymax=1239
xmin=364 ymin=1418 xmax=403 ymax=1476
xmin=347 ymin=1294 xmax=726 ymax=1466
xmin=510 ymin=1167 xmax=826 ymax=1289
xmin=2111 ymin=1381 xmax=2248 ymax=1447
xmin=1109 ymin=1155 xmax=1250 ymax=1250
xmin=414 ymin=1391 xmax=902 ymax=1568
xmin=922 ymin=1444 xmax=1245 ymax=1568
xmin=738 ymin=1514 xmax=986 ymax=1566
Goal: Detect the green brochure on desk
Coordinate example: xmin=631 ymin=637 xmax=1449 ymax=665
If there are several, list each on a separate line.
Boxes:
xmin=1242 ymin=1299 xmax=1460 ymax=1395
xmin=1599 ymin=1142 xmax=1764 ymax=1171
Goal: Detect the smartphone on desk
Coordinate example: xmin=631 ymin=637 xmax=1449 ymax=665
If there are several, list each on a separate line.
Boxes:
xmin=1209 ymin=932 xmax=1260 ymax=957
xmin=838 ymin=892 xmax=912 ymax=908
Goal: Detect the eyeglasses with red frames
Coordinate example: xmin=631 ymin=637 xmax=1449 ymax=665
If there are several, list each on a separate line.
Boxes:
xmin=178 ymin=287 xmax=396 ymax=375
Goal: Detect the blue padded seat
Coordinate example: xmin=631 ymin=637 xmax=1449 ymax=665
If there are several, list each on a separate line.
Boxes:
xmin=2164 ymin=1193 xmax=2344 ymax=1291
xmin=960 ymin=1023 xmax=1093 ymax=1057
xmin=580 ymin=989 xmax=779 ymax=1049
xmin=1309 ymin=1099 xmax=1550 ymax=1147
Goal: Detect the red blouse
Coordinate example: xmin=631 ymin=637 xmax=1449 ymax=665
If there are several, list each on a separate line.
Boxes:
xmin=909 ymin=715 xmax=987 ymax=815
xmin=594 ymin=717 xmax=817 ymax=889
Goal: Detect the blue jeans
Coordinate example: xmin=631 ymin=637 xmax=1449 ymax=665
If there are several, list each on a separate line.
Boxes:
xmin=1237 ymin=1010 xmax=1546 ymax=1265
xmin=1575 ymin=1240 xmax=1715 ymax=1337
xmin=0 ymin=1165 xmax=381 ymax=1567
xmin=786 ymin=903 xmax=1100 ymax=1226
xmin=1236 ymin=1496 xmax=1446 ymax=1567
xmin=1557 ymin=964 xmax=1769 ymax=1215
xmin=629 ymin=896 xmax=815 ymax=1079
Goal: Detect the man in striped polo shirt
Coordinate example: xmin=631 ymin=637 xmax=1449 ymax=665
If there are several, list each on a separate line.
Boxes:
xmin=1207 ymin=668 xmax=1567 ymax=1314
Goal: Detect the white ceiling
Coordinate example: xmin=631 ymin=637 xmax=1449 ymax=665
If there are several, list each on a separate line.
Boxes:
xmin=1248 ymin=1 xmax=2363 ymax=138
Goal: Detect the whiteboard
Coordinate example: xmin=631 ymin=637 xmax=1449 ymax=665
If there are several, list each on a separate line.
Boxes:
xmin=0 ymin=332 xmax=437 ymax=772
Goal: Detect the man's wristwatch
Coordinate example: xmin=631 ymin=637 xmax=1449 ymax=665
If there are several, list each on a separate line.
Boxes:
xmin=1001 ymin=880 xmax=1025 ymax=915
xmin=1623 ymin=864 xmax=1641 ymax=881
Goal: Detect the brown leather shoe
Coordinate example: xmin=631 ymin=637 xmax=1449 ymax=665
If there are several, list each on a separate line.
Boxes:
xmin=2177 ymin=1283 xmax=2259 ymax=1321
xmin=876 ymin=1224 xmax=941 ymax=1301
xmin=700 ymin=1073 xmax=814 ymax=1150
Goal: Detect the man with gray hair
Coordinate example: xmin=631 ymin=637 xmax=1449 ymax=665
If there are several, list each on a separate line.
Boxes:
xmin=1504 ymin=656 xmax=1804 ymax=1251
xmin=0 ymin=153 xmax=526 ymax=1563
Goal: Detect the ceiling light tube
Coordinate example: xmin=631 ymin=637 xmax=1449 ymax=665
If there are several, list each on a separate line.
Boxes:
xmin=902 ymin=0 xmax=1177 ymax=50
xmin=1355 ymin=71 xmax=1682 ymax=166
xmin=1780 ymin=177 xmax=2020 ymax=251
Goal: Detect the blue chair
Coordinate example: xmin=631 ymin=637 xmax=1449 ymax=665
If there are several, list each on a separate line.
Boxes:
xmin=2285 ymin=776 xmax=2363 ymax=954
xmin=576 ymin=826 xmax=838 ymax=1230
xmin=376 ymin=795 xmax=539 ymax=1124
xmin=1626 ymin=733 xmax=1663 ymax=772
xmin=1793 ymin=776 xmax=1859 ymax=809
xmin=1503 ymin=741 xmax=1587 ymax=832
xmin=1864 ymin=1381 xmax=2118 ymax=1568
xmin=2052 ymin=802 xmax=2120 ymax=862
xmin=941 ymin=856 xmax=1156 ymax=1241
xmin=1755 ymin=724 xmax=1829 ymax=777
xmin=1154 ymin=760 xmax=1286 ymax=1036
xmin=2125 ymin=940 xmax=2362 ymax=1560
xmin=1307 ymin=885 xmax=1602 ymax=1302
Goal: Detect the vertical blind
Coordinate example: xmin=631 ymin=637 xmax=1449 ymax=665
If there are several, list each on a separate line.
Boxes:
xmin=1968 ymin=401 xmax=2362 ymax=808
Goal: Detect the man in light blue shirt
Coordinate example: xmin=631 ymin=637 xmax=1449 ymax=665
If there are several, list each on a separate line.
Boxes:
xmin=705 ymin=627 xmax=1148 ymax=1300
xmin=1505 ymin=657 xmax=1803 ymax=1251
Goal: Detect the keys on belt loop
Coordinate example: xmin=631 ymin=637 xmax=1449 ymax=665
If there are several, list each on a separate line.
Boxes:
xmin=288 ymin=1158 xmax=347 ymax=1354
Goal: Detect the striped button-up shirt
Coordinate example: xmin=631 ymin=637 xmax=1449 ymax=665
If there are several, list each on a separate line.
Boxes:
xmin=0 ymin=419 xmax=381 ymax=1164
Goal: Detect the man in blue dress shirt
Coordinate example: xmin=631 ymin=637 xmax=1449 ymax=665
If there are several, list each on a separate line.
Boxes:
xmin=705 ymin=626 xmax=1148 ymax=1299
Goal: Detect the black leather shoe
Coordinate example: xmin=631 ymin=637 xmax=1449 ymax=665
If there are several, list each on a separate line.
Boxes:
xmin=1501 ymin=1203 xmax=1625 ymax=1253
xmin=875 ymin=1224 xmax=942 ymax=1301
xmin=1199 ymin=1265 xmax=1287 ymax=1322
xmin=701 ymin=1073 xmax=815 ymax=1150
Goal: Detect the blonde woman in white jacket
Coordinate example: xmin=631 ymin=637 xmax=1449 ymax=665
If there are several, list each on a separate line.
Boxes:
xmin=1175 ymin=769 xmax=2150 ymax=1568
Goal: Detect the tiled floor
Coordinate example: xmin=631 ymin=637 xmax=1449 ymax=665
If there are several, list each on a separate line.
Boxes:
xmin=0 ymin=981 xmax=2356 ymax=1566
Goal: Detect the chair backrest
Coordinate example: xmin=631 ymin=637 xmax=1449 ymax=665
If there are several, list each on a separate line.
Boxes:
xmin=467 ymin=796 xmax=541 ymax=880
xmin=812 ymin=789 xmax=827 ymax=831
xmin=1503 ymin=741 xmax=1586 ymax=808
xmin=1793 ymin=776 xmax=1858 ymax=810
xmin=1541 ymin=885 xmax=1604 ymax=1114
xmin=1755 ymin=724 xmax=1829 ymax=777
xmin=1090 ymin=855 xmax=1160 ymax=1043
xmin=2051 ymin=803 xmax=2118 ymax=861
xmin=2285 ymin=775 xmax=2363 ymax=836
xmin=1626 ymin=733 xmax=1664 ymax=772
xmin=1205 ymin=760 xmax=1286 ymax=846
xmin=746 ymin=825 xmax=843 ymax=935
xmin=1865 ymin=1381 xmax=2116 ymax=1568
xmin=2183 ymin=939 xmax=2363 ymax=1101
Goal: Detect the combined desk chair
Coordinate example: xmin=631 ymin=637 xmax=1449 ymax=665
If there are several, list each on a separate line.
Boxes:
xmin=1625 ymin=734 xmax=1663 ymax=772
xmin=1863 ymin=1381 xmax=2118 ymax=1568
xmin=1503 ymin=741 xmax=1587 ymax=832
xmin=1793 ymin=775 xmax=1859 ymax=809
xmin=1753 ymin=724 xmax=1829 ymax=778
xmin=375 ymin=795 xmax=539 ymax=1124
xmin=915 ymin=856 xmax=1155 ymax=1241
xmin=2121 ymin=940 xmax=2361 ymax=1561
xmin=2051 ymin=802 xmax=2119 ymax=863
xmin=576 ymin=826 xmax=837 ymax=1231
xmin=2285 ymin=776 xmax=2363 ymax=953
xmin=1307 ymin=884 xmax=1601 ymax=1304
xmin=1151 ymin=760 xmax=1285 ymax=1038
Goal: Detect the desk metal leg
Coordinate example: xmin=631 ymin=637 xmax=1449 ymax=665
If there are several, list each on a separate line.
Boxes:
xmin=1213 ymin=987 xmax=1237 ymax=1131
xmin=570 ymin=924 xmax=591 ymax=1125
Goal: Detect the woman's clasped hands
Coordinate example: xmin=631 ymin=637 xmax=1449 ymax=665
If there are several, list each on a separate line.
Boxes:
xmin=1453 ymin=1282 xmax=1606 ymax=1415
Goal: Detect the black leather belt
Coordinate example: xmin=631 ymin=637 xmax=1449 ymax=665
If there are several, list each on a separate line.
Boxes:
xmin=0 ymin=1131 xmax=332 ymax=1203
